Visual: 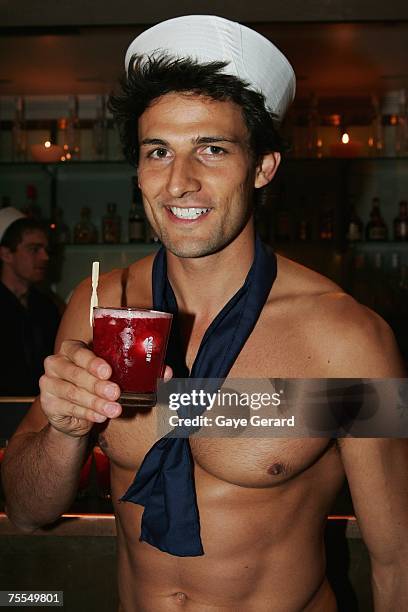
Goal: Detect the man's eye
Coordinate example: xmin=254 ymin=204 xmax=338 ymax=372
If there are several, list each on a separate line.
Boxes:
xmin=149 ymin=148 xmax=169 ymax=159
xmin=202 ymin=145 xmax=225 ymax=156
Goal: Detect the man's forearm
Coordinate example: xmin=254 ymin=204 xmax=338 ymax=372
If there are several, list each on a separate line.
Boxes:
xmin=372 ymin=562 xmax=408 ymax=611
xmin=1 ymin=425 xmax=89 ymax=532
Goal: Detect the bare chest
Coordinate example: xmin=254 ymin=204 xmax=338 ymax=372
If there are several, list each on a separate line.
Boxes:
xmin=183 ymin=305 xmax=331 ymax=378
xmin=99 ymin=301 xmax=337 ymax=483
xmin=98 ymin=406 xmax=341 ymax=491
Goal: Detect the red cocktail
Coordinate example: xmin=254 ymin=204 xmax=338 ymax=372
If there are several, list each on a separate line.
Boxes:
xmin=93 ymin=307 xmax=172 ymax=407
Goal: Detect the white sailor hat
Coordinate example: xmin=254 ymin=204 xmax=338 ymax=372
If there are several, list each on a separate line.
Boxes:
xmin=125 ymin=15 xmax=296 ymax=123
xmin=0 ymin=207 xmax=26 ymax=243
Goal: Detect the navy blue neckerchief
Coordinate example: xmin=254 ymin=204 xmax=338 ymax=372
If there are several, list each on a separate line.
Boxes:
xmin=120 ymin=235 xmax=277 ymax=556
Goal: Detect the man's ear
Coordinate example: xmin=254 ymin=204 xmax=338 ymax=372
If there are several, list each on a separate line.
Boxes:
xmin=0 ymin=245 xmax=12 ymax=264
xmin=254 ymin=152 xmax=281 ymax=189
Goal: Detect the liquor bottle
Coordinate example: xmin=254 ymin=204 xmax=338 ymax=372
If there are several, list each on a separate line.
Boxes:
xmin=366 ymin=197 xmax=388 ymax=241
xmin=389 ymin=252 xmax=401 ymax=295
xmin=102 ymin=202 xmax=121 ymax=244
xmin=346 ymin=199 xmax=363 ymax=242
xmin=93 ymin=95 xmax=108 ymax=160
xmin=74 ymin=207 xmax=98 ymax=244
xmin=393 ymin=200 xmax=408 ymax=241
xmin=12 ymin=96 xmax=27 ymax=162
xmin=319 ymin=195 xmax=334 ymax=240
xmin=129 ymin=178 xmax=145 ymax=243
xmin=297 ymin=220 xmax=310 ymax=241
xmin=50 ymin=208 xmax=71 ymax=245
xmin=67 ymin=95 xmax=81 ymax=160
xmin=23 ymin=184 xmax=42 ymax=219
xmin=296 ymin=195 xmax=310 ymax=241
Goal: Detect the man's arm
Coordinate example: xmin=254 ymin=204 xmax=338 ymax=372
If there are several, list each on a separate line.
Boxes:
xmin=1 ymin=398 xmax=91 ymax=532
xmin=339 ymin=438 xmax=408 ymax=612
xmin=1 ymin=277 xmax=122 ymax=532
xmin=325 ymin=296 xmax=408 ymax=611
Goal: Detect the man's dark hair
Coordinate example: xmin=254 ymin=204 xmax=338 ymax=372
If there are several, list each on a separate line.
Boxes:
xmin=108 ymin=54 xmax=287 ymax=167
xmin=1 ymin=218 xmax=49 ymax=251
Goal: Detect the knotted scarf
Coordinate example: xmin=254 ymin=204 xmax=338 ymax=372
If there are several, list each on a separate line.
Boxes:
xmin=120 ymin=235 xmax=277 ymax=556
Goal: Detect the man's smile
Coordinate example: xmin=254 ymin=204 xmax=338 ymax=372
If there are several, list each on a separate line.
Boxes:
xmin=165 ymin=206 xmax=212 ymax=222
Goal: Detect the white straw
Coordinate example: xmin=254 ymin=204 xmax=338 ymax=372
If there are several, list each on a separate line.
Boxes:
xmin=90 ymin=261 xmax=100 ymax=327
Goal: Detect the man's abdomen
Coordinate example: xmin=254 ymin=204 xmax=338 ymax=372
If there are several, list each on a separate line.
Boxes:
xmin=113 ymin=446 xmax=344 ymax=612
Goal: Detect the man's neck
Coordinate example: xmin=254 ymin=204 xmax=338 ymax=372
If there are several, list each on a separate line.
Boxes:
xmin=1 ymin=269 xmax=30 ymax=304
xmin=166 ymin=226 xmax=255 ymax=323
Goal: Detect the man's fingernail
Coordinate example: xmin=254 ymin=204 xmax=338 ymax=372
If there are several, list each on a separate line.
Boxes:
xmin=95 ymin=413 xmax=107 ymax=423
xmin=98 ymin=365 xmax=110 ymax=378
xmin=105 ymin=384 xmax=118 ymax=400
xmin=104 ymin=403 xmax=120 ymax=418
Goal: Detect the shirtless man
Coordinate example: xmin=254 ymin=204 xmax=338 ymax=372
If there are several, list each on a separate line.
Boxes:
xmin=2 ymin=15 xmax=407 ymax=612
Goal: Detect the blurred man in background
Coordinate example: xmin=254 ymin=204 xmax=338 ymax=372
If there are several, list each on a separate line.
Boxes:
xmin=0 ymin=207 xmax=60 ymax=395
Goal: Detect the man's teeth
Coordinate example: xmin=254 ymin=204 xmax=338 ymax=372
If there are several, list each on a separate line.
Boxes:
xmin=169 ymin=206 xmax=210 ymax=219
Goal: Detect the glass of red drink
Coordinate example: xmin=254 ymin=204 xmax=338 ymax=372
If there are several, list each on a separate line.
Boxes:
xmin=92 ymin=307 xmax=172 ymax=407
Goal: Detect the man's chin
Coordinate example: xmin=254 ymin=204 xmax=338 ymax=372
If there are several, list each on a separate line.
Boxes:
xmin=163 ymin=237 xmax=223 ymax=259
xmin=32 ymin=271 xmax=47 ymax=283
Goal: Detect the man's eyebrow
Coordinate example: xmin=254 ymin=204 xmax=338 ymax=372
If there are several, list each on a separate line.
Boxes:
xmin=140 ymin=138 xmax=168 ymax=146
xmin=192 ymin=136 xmax=239 ymax=145
xmin=140 ymin=136 xmax=239 ymax=147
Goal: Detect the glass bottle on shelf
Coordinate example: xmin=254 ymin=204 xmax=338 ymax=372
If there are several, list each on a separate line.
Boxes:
xmin=368 ymin=95 xmax=383 ymax=156
xmin=346 ymin=198 xmax=363 ymax=242
xmin=319 ymin=195 xmax=334 ymax=241
xmin=12 ymin=96 xmax=27 ymax=162
xmin=381 ymin=90 xmax=407 ymax=157
xmin=400 ymin=265 xmax=408 ymax=291
xmin=67 ymin=95 xmax=81 ymax=160
xmin=296 ymin=196 xmax=311 ymax=241
xmin=306 ymin=93 xmax=320 ymax=158
xmin=93 ymin=95 xmax=108 ymax=160
xmin=58 ymin=96 xmax=81 ymax=161
xmin=74 ymin=207 xmax=98 ymax=244
xmin=393 ymin=200 xmax=408 ymax=241
xmin=102 ymin=202 xmax=121 ymax=244
xmin=297 ymin=220 xmax=310 ymax=241
xmin=366 ymin=197 xmax=388 ymax=241
xmin=128 ymin=178 xmax=145 ymax=243
xmin=23 ymin=184 xmax=42 ymax=219
xmin=389 ymin=252 xmax=401 ymax=298
xmin=50 ymin=208 xmax=71 ymax=245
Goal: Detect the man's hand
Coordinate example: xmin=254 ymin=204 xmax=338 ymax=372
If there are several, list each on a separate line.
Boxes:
xmin=39 ymin=340 xmax=123 ymax=438
xmin=39 ymin=340 xmax=173 ymax=439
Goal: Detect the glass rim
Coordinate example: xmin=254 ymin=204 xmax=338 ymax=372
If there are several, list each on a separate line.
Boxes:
xmin=93 ymin=306 xmax=173 ymax=318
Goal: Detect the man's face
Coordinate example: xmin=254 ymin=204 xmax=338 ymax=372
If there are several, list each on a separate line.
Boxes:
xmin=137 ymin=92 xmax=259 ymax=258
xmin=1 ymin=230 xmax=49 ymax=284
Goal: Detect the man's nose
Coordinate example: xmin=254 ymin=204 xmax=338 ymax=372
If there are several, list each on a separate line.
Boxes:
xmin=165 ymin=156 xmax=201 ymax=198
xmin=40 ymin=247 xmax=49 ymax=261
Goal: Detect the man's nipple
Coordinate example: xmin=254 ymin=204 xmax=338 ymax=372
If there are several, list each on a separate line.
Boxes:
xmin=267 ymin=462 xmax=284 ymax=476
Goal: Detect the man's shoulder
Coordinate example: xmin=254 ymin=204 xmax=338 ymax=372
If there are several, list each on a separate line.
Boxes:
xmin=273 ymin=254 xmax=340 ymax=300
xmin=268 ymin=255 xmax=405 ymax=377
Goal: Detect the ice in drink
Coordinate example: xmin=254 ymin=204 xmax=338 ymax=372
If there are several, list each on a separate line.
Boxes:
xmin=93 ymin=307 xmax=172 ymax=406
